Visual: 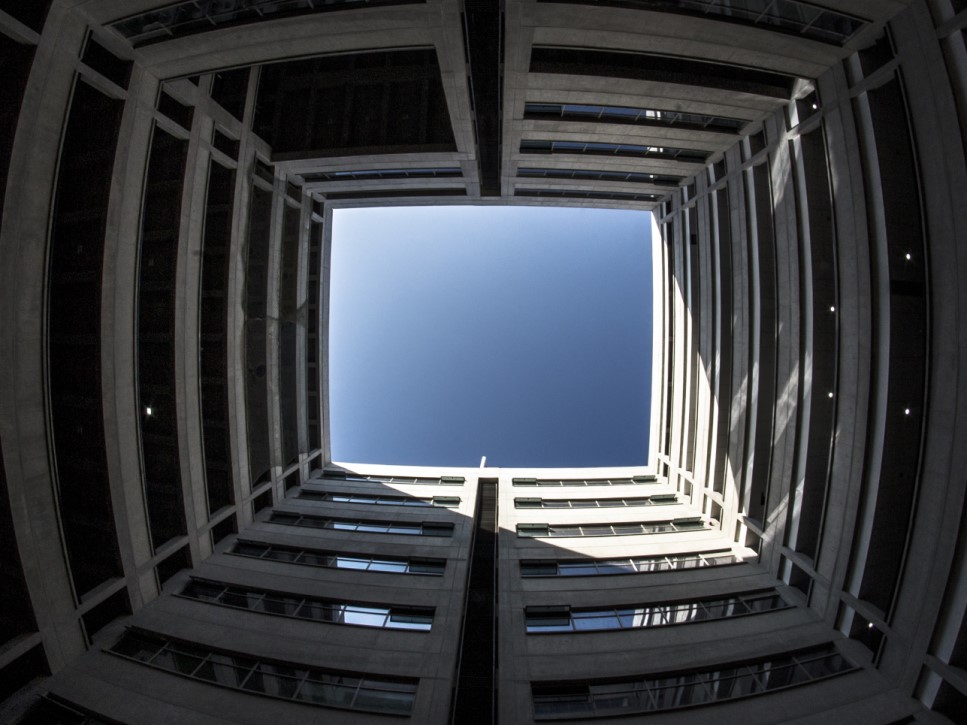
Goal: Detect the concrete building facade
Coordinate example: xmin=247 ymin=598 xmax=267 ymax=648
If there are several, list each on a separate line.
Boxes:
xmin=1 ymin=0 xmax=967 ymax=722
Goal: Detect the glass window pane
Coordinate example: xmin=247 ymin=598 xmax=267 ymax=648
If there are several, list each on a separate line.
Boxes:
xmin=354 ymin=688 xmax=416 ymax=714
xmin=612 ymin=524 xmax=643 ymax=535
xmin=298 ymin=601 xmax=336 ymax=622
xmin=298 ymin=680 xmax=357 ymax=707
xmin=222 ymin=591 xmax=263 ymax=609
xmin=407 ymin=559 xmax=443 ymax=574
xmin=557 ymin=563 xmax=598 ymax=576
xmin=171 ymin=651 xmax=204 ymax=675
xmin=760 ymin=664 xmax=798 ymax=690
xmin=745 ymin=594 xmax=783 ymax=612
xmin=597 ymin=560 xmax=635 ymax=574
xmin=527 ymin=615 xmax=572 ymax=632
xmin=421 ymin=525 xmax=452 ymax=536
xmin=370 ymin=559 xmax=408 ymax=573
xmin=521 ymin=561 xmax=558 ymax=576
xmin=334 ymin=556 xmax=369 ymax=570
xmin=194 ymin=660 xmax=248 ymax=687
xmin=243 ymin=670 xmax=301 ymax=698
xmin=266 ymin=547 xmax=300 ymax=562
xmin=573 ymin=612 xmax=619 ymax=631
xmin=298 ymin=551 xmax=333 ymax=567
xmin=542 ymin=499 xmax=571 ymax=508
xmin=110 ymin=633 xmax=164 ymax=661
xmin=388 ymin=612 xmax=433 ymax=631
xmin=343 ymin=607 xmax=390 ymax=627
xmin=260 ymin=594 xmax=302 ymax=616
xmin=233 ymin=542 xmax=268 ymax=557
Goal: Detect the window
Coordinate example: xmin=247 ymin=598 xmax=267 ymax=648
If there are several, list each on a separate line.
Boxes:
xmin=525 ymin=591 xmax=788 ymax=632
xmin=515 ymin=189 xmax=660 ymax=202
xmin=109 ymin=629 xmax=418 ymax=715
xmin=531 ymin=644 xmax=855 ymax=718
xmin=269 ymin=512 xmax=454 ymax=536
xmin=180 ymin=579 xmax=434 ymax=631
xmin=514 ymin=495 xmax=676 ymax=508
xmin=303 ymin=168 xmax=462 ymax=182
xmin=520 ymin=551 xmax=739 ymax=577
xmin=230 ymin=540 xmax=445 ymax=575
xmin=524 ymin=102 xmax=744 ymax=132
xmin=321 ymin=470 xmax=464 ymax=486
xmin=298 ymin=490 xmax=460 ymax=507
xmin=109 ymin=0 xmax=424 ymax=47
xmin=517 ymin=168 xmax=682 ymax=186
xmin=521 ymin=140 xmax=708 ymax=162
xmin=530 ymin=0 xmax=866 ymax=45
xmin=517 ymin=518 xmax=706 ymax=537
xmin=513 ymin=476 xmax=656 ymax=486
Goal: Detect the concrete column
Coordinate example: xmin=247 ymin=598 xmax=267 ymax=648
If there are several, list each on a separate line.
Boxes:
xmin=227 ymin=68 xmax=259 ymax=525
xmin=99 ymin=61 xmax=159 ymax=607
xmin=762 ymin=109 xmax=803 ymax=574
xmin=725 ymin=142 xmax=750 ymax=544
xmin=296 ymin=191 xmax=311 ymax=470
xmin=320 ymin=206 xmax=335 ymax=465
xmin=0 ymin=4 xmax=92 ymax=669
xmin=176 ymin=82 xmax=214 ymax=561
xmin=669 ymin=197 xmax=687 ymax=491
xmin=266 ymin=170 xmax=285 ymax=499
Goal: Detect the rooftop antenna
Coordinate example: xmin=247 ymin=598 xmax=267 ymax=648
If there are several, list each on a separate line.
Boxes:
xmin=479 ymin=455 xmax=487 ymax=468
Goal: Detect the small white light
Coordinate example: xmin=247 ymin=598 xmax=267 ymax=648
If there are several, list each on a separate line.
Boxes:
xmin=905 ymin=253 xmax=912 ymax=260
xmin=867 ymin=622 xmax=875 ymax=629
xmin=904 ymin=408 xmax=911 ymax=415
xmin=828 ymin=392 xmax=834 ymax=398
xmin=145 ymin=407 xmax=152 ymax=416
xmin=811 ymin=103 xmax=818 ymax=110
xmin=830 ymin=305 xmax=835 ymax=312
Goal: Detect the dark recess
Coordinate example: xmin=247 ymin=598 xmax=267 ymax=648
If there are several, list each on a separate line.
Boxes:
xmin=463 ymin=0 xmax=502 ymax=195
xmin=82 ymin=588 xmax=131 ymax=642
xmin=531 ymin=47 xmax=796 ymax=99
xmin=48 ymin=78 xmax=125 ymax=596
xmin=0 ymin=0 xmax=52 ymax=32
xmin=451 ymin=481 xmax=497 ymax=723
xmin=245 ymin=185 xmax=273 ymax=486
xmin=254 ymin=49 xmax=456 ymax=160
xmin=0 ymin=645 xmax=49 ymax=704
xmin=156 ymin=545 xmax=193 ymax=588
xmin=138 ymin=125 xmax=189 ymax=550
xmin=306 ymin=219 xmax=323 ymax=451
xmin=280 ymin=202 xmax=302 ymax=468
xmin=81 ymin=37 xmax=131 ymax=90
xmin=854 ymin=76 xmax=927 ymax=617
xmin=199 ymin=161 xmax=236 ymax=515
xmin=211 ymin=67 xmax=249 ymax=121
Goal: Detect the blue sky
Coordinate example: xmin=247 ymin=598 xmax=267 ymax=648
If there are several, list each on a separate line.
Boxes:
xmin=328 ymin=204 xmax=653 ymax=468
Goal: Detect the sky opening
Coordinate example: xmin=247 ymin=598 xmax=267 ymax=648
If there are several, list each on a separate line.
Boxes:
xmin=328 ymin=204 xmax=654 ymax=468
